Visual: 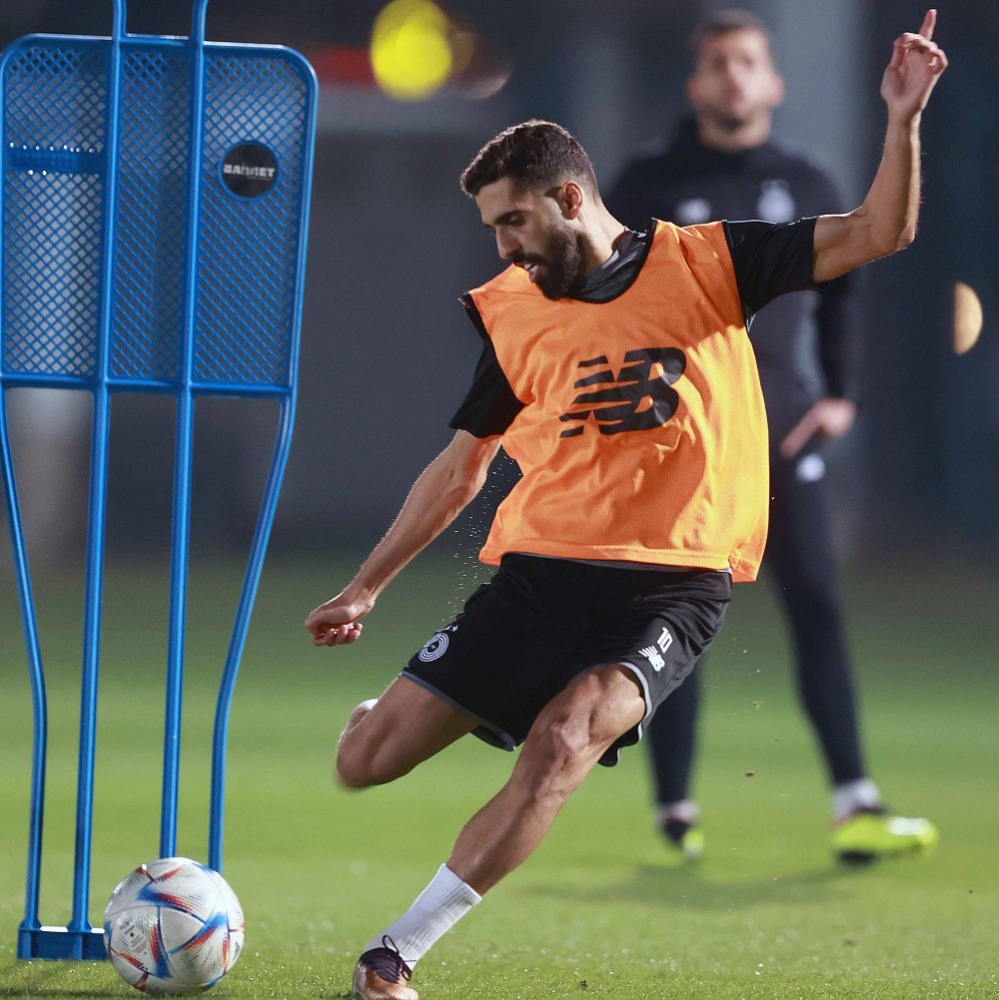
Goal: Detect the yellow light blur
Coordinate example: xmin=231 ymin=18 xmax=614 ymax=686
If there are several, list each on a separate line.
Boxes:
xmin=371 ymin=0 xmax=454 ymax=101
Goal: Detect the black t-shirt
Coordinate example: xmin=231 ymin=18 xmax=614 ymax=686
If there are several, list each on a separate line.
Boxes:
xmin=450 ymin=217 xmax=819 ymax=439
xmin=605 ymin=119 xmax=858 ymax=441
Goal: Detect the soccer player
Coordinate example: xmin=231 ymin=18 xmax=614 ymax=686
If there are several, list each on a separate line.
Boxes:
xmin=306 ymin=13 xmax=946 ymax=998
xmin=606 ymin=9 xmax=938 ymax=864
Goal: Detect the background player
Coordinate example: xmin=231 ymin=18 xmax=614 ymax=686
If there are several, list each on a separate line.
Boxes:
xmin=607 ymin=8 xmax=938 ymax=863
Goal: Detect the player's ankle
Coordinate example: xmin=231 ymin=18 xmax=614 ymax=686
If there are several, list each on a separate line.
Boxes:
xmin=832 ymin=778 xmax=882 ymax=823
xmin=656 ymin=799 xmax=699 ymax=830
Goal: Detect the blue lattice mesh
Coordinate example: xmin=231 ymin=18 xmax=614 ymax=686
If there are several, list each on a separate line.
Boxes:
xmin=2 ymin=41 xmax=108 ymax=379
xmin=193 ymin=50 xmax=310 ymax=388
xmin=3 ymin=39 xmax=311 ymax=391
xmin=109 ymin=44 xmax=191 ymax=383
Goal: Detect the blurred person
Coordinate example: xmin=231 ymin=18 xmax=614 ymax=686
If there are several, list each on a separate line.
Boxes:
xmin=306 ymin=15 xmax=946 ymax=998
xmin=607 ymin=9 xmax=938 ymax=864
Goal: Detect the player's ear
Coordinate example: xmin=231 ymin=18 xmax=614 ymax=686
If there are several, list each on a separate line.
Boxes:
xmin=558 ymin=180 xmax=584 ymax=220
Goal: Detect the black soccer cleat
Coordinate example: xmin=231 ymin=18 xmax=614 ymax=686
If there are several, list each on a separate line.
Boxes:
xmin=352 ymin=936 xmax=418 ymax=1000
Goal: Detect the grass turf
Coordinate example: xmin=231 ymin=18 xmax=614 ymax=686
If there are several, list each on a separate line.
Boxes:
xmin=0 ymin=550 xmax=996 ymax=998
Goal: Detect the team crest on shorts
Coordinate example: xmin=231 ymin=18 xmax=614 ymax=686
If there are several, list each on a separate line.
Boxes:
xmin=418 ymin=631 xmax=450 ymax=662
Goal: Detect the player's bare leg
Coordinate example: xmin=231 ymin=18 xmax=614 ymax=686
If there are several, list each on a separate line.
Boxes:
xmin=447 ymin=664 xmax=646 ymax=891
xmin=336 ymin=676 xmax=477 ymax=789
xmin=351 ymin=665 xmax=645 ymax=999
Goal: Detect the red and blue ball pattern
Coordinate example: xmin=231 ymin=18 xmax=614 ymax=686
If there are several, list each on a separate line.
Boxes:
xmin=104 ymin=857 xmax=244 ymax=997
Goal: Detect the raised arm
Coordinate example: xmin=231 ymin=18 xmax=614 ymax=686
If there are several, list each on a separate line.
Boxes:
xmin=305 ymin=429 xmax=502 ymax=647
xmin=812 ymin=9 xmax=948 ymax=284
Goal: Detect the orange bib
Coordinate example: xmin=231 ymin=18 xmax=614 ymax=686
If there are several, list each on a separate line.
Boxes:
xmin=467 ymin=221 xmax=769 ymax=582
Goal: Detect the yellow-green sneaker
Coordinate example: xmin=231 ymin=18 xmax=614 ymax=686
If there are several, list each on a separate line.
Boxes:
xmin=832 ymin=807 xmax=939 ymax=864
xmin=662 ymin=818 xmax=705 ymax=862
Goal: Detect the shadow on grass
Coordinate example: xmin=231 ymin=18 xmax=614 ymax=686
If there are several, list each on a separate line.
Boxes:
xmin=526 ymin=860 xmax=881 ymax=911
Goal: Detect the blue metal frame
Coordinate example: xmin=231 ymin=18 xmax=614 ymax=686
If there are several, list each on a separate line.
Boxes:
xmin=1 ymin=0 xmax=317 ymax=961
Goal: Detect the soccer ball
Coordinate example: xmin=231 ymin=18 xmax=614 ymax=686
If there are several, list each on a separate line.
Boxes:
xmin=103 ymin=857 xmax=244 ymax=996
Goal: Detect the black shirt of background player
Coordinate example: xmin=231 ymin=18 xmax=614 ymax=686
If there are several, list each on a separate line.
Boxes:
xmin=605 ymin=118 xmax=859 ymax=443
xmin=450 ymin=216 xmax=822 ymax=440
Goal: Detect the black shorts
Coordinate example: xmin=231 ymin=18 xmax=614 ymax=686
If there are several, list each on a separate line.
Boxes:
xmin=402 ymin=554 xmax=731 ymax=766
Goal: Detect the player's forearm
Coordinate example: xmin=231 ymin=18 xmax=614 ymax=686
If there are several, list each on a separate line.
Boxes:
xmin=813 ymin=116 xmax=921 ymax=283
xmin=862 ymin=113 xmax=922 ymax=255
xmin=345 ymin=454 xmax=486 ymax=604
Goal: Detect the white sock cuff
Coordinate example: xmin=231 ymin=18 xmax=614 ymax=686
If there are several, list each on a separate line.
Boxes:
xmin=364 ymin=864 xmax=481 ymax=964
xmin=656 ymin=799 xmax=699 ymax=828
xmin=833 ymin=778 xmax=882 ymax=821
xmin=434 ymin=864 xmax=482 ymax=907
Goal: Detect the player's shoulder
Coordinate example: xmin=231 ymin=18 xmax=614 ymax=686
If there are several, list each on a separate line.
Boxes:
xmin=652 ymin=219 xmax=731 ymax=262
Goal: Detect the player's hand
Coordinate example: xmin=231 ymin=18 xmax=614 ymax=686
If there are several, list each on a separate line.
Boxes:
xmin=881 ymin=9 xmax=948 ymax=123
xmin=779 ymin=398 xmax=857 ymax=459
xmin=305 ymin=593 xmax=372 ymax=647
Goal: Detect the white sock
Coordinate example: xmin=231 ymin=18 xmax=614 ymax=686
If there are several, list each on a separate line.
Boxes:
xmin=656 ymin=799 xmax=699 ymax=829
xmin=364 ymin=864 xmax=481 ymax=968
xmin=833 ymin=778 xmax=882 ymax=822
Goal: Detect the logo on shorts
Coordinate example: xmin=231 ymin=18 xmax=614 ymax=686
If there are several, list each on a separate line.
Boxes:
xmin=418 ymin=632 xmax=450 ymax=662
xmin=639 ymin=626 xmax=673 ymax=672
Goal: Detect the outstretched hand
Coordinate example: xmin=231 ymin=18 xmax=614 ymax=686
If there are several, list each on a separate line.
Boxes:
xmin=305 ymin=593 xmax=371 ymax=648
xmin=881 ymin=9 xmax=948 ymax=122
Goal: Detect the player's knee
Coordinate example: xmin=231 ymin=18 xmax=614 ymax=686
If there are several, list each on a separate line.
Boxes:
xmin=519 ymin=712 xmax=599 ymax=802
xmin=334 ymin=758 xmax=368 ymax=790
xmin=335 ymin=731 xmax=411 ymax=790
xmin=519 ymin=671 xmax=644 ymax=799
xmin=334 ymin=738 xmax=371 ymax=789
xmin=542 ymin=714 xmax=592 ymax=767
xmin=334 ymin=748 xmax=397 ymax=789
xmin=334 ymin=699 xmax=390 ymax=789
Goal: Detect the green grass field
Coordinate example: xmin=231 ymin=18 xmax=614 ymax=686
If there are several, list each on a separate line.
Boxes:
xmin=1 ymin=550 xmax=997 ymax=999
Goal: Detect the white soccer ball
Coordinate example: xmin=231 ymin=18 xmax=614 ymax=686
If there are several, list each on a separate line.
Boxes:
xmin=103 ymin=857 xmax=244 ymax=997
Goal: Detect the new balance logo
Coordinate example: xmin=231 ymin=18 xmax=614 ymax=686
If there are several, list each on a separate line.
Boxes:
xmin=559 ymin=348 xmax=687 ymax=437
xmin=639 ymin=626 xmax=674 ymax=672
xmin=639 ymin=645 xmax=666 ymax=671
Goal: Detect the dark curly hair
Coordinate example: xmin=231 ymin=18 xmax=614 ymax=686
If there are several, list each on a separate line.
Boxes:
xmin=460 ymin=119 xmax=597 ymax=197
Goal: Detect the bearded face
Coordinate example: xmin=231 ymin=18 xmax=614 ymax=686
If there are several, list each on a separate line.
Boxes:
xmin=512 ymin=220 xmax=582 ymax=300
xmin=475 ymin=176 xmax=588 ymax=300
